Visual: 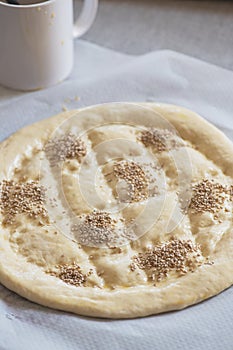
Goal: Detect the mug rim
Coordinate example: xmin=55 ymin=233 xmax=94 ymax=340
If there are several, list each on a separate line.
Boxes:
xmin=0 ymin=0 xmax=56 ymax=8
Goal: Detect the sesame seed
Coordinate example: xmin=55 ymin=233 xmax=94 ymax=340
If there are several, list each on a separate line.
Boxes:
xmin=0 ymin=180 xmax=47 ymax=225
xmin=113 ymin=161 xmax=149 ymax=202
xmin=85 ymin=211 xmax=114 ymax=229
xmin=130 ymin=238 xmax=205 ymax=282
xmin=189 ymin=179 xmax=230 ymax=214
xmin=44 ymin=133 xmax=86 ymax=166
xmin=62 ymin=105 xmax=68 ymax=112
xmin=72 ymin=211 xmax=116 ymax=246
xmin=139 ymin=128 xmax=181 ymax=152
xmin=71 ymin=210 xmax=132 ymax=247
xmin=47 ymin=262 xmax=92 ymax=287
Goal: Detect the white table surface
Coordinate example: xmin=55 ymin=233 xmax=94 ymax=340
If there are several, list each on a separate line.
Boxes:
xmin=75 ymin=0 xmax=233 ymax=70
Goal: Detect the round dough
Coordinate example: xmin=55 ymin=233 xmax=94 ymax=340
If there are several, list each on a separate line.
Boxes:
xmin=0 ymin=103 xmax=232 ymax=318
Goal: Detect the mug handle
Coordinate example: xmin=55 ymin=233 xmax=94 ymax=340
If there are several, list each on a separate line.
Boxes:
xmin=73 ymin=0 xmax=98 ymax=39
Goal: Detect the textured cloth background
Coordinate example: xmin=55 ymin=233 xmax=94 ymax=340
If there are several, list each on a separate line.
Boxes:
xmin=0 ymin=40 xmax=233 ymax=350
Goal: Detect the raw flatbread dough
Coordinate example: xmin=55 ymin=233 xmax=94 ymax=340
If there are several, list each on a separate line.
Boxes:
xmin=0 ymin=103 xmax=232 ymax=318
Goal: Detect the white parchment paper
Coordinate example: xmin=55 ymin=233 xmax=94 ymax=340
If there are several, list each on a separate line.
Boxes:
xmin=0 ymin=40 xmax=232 ymax=350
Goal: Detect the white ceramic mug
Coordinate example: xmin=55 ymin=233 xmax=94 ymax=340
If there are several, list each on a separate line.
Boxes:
xmin=0 ymin=0 xmax=98 ymax=91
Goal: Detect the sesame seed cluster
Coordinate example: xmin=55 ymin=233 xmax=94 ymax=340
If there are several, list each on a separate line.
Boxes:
xmin=130 ymin=239 xmax=204 ymax=283
xmin=85 ymin=211 xmax=115 ymax=229
xmin=71 ymin=211 xmax=131 ymax=247
xmin=189 ymin=179 xmax=231 ymax=214
xmin=113 ymin=161 xmax=149 ymax=202
xmin=72 ymin=211 xmax=116 ymax=246
xmin=44 ymin=133 xmax=86 ymax=166
xmin=0 ymin=180 xmax=47 ymax=225
xmin=48 ymin=262 xmax=93 ymax=287
xmin=139 ymin=128 xmax=181 ymax=152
